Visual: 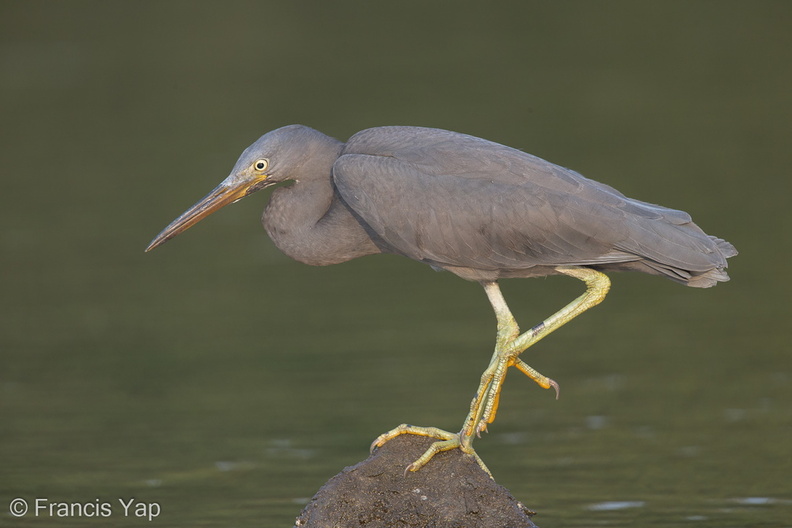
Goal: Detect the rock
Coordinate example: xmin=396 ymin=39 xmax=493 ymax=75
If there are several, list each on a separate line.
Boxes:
xmin=294 ymin=433 xmax=539 ymax=528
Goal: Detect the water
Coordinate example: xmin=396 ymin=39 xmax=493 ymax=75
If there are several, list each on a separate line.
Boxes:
xmin=2 ymin=2 xmax=790 ymax=526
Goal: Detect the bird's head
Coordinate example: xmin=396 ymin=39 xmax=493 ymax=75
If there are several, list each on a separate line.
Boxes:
xmin=145 ymin=125 xmax=323 ymax=252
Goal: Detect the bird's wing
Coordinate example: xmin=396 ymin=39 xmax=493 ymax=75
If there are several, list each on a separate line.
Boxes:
xmin=332 ymin=153 xmax=635 ymax=272
xmin=334 ymin=127 xmax=730 ymax=278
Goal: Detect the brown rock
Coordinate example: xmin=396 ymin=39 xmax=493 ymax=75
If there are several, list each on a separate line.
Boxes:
xmin=294 ymin=433 xmax=539 ymax=528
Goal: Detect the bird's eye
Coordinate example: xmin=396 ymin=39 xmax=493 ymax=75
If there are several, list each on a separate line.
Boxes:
xmin=253 ymin=159 xmax=269 ymax=172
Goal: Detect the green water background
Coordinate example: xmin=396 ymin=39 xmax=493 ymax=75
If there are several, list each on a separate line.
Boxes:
xmin=1 ymin=2 xmax=790 ymax=526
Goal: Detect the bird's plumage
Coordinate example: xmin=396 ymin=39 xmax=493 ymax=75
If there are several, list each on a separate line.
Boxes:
xmin=327 ymin=126 xmax=735 ymax=285
xmin=148 ymin=124 xmax=736 ymax=287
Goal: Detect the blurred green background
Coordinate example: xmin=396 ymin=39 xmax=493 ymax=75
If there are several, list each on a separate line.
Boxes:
xmin=1 ymin=2 xmax=790 ymax=527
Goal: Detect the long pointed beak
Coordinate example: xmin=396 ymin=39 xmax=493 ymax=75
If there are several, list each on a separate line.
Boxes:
xmin=145 ymin=178 xmax=267 ymax=252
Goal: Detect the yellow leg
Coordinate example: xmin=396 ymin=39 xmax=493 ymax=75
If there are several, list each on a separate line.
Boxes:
xmin=372 ymin=267 xmax=611 ymax=475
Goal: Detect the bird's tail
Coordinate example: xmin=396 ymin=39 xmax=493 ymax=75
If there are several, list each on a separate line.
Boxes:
xmin=648 ymin=236 xmax=737 ymax=288
xmin=684 ymin=237 xmax=738 ymax=287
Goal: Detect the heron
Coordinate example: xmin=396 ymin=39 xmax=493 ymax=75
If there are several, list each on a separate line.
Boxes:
xmin=146 ymin=124 xmax=736 ymax=475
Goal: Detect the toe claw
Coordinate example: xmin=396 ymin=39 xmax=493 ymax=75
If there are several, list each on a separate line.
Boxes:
xmin=548 ymin=378 xmax=560 ymax=399
xmin=476 ymin=422 xmax=488 ymax=437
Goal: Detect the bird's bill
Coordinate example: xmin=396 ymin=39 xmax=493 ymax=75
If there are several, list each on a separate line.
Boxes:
xmin=145 ymin=178 xmax=266 ymax=252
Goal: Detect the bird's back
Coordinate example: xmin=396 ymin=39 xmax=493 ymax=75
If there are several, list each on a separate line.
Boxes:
xmin=333 ymin=126 xmax=736 ymax=286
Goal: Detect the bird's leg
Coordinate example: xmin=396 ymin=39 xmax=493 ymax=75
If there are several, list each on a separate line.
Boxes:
xmin=457 ymin=281 xmax=522 ymax=445
xmin=465 ymin=267 xmax=611 ymax=438
xmin=370 ymin=281 xmax=521 ymax=475
xmin=372 ymin=267 xmax=610 ymax=476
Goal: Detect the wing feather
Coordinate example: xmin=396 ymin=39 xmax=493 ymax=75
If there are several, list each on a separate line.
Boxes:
xmin=333 ymin=126 xmax=734 ymax=283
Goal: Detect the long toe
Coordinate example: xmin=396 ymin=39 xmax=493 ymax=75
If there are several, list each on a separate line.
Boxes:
xmin=371 ymin=424 xmax=492 ymax=477
xmin=371 ymin=424 xmax=458 ymax=453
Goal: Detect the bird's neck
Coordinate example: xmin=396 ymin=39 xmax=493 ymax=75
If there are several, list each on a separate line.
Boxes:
xmin=262 ymin=137 xmax=380 ymax=266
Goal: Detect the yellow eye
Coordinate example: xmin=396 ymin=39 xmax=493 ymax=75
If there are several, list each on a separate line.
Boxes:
xmin=253 ymin=159 xmax=269 ymax=172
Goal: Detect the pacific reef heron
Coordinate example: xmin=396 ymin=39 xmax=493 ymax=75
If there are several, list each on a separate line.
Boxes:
xmin=146 ymin=125 xmax=737 ymax=474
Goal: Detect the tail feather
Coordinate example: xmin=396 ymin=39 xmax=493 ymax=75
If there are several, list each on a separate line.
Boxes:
xmin=712 ymin=237 xmax=738 ymax=259
xmin=687 ymin=267 xmax=731 ymax=288
xmin=647 ymin=235 xmax=737 ymax=288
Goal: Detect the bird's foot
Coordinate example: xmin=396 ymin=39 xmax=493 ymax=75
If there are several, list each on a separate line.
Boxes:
xmin=514 ymin=358 xmax=560 ymax=399
xmin=371 ymin=424 xmax=492 ymax=477
xmin=466 ymin=354 xmax=559 ymax=438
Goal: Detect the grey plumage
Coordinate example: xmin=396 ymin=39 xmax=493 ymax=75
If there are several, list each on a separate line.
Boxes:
xmin=235 ymin=125 xmax=735 ymax=286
